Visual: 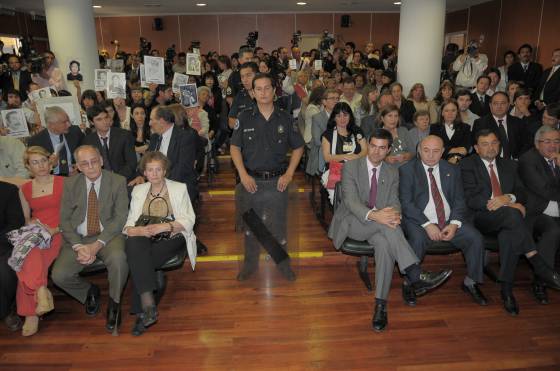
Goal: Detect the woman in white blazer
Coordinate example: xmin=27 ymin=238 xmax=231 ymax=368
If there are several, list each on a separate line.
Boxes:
xmin=123 ymin=151 xmax=196 ymax=336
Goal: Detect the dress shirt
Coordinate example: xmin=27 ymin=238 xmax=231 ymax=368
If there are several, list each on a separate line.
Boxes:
xmin=48 ymin=129 xmax=72 ymax=175
xmin=540 ymin=65 xmax=560 ymax=100
xmin=543 ymin=156 xmax=560 ymax=217
xmin=159 ymin=125 xmax=173 ymax=156
xmin=97 ymin=128 xmax=111 ymax=148
xmin=461 ymin=110 xmax=479 ymax=129
xmin=365 ymin=158 xmax=382 ymax=221
xmin=493 ymin=115 xmax=508 ymax=158
xmin=444 ymin=123 xmax=455 ymax=139
xmin=480 ymin=158 xmax=516 ymax=201
xmin=76 ymin=175 xmax=105 ymax=244
xmin=421 ymin=162 xmax=461 ymax=228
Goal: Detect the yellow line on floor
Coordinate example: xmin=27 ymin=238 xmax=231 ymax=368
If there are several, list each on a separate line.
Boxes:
xmin=207 ymin=188 xmax=308 ymax=196
xmin=197 ymin=251 xmax=323 ymax=262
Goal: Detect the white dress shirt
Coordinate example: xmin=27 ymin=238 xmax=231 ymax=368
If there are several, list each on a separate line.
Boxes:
xmin=76 ymin=175 xmax=105 ymax=243
xmin=543 ymin=157 xmax=560 ymax=217
xmin=159 ymin=125 xmax=173 ymax=156
xmin=444 ymin=123 xmax=455 ymax=139
xmin=421 ymin=162 xmax=461 ymax=228
xmin=97 ymin=128 xmax=111 ymax=148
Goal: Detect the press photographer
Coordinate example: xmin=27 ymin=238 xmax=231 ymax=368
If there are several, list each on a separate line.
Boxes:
xmin=31 ymin=50 xmax=65 ymax=91
xmin=452 ymin=40 xmax=488 ymax=89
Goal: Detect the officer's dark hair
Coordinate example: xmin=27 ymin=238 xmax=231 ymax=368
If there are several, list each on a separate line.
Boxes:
xmin=518 ymin=43 xmax=533 ymax=54
xmin=490 ymin=91 xmax=509 ymax=103
xmin=326 ymin=102 xmax=359 ymax=136
xmin=251 ymin=73 xmax=273 ymax=90
xmin=455 ymin=89 xmax=471 ymax=99
xmin=86 ymin=104 xmax=107 ymax=122
xmin=369 ymin=128 xmax=393 ymax=149
xmin=154 ymin=106 xmax=175 ymax=125
xmin=476 ymin=75 xmax=491 ymax=85
xmin=545 ymin=102 xmax=560 ymax=119
xmin=239 ymin=61 xmax=258 ymax=74
xmin=474 ymin=128 xmax=499 ymax=144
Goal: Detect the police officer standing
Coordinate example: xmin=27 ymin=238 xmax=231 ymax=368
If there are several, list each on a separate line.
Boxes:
xmin=231 ymin=73 xmax=304 ymax=281
xmin=228 ymin=62 xmax=258 ymax=129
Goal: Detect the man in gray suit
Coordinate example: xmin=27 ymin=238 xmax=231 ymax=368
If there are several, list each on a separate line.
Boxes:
xmin=328 ymin=128 xmax=451 ymax=332
xmin=52 ymin=145 xmax=129 ymax=332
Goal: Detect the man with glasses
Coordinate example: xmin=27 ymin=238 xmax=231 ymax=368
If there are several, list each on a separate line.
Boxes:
xmin=51 ymin=145 xmax=129 ymax=332
xmin=519 ymin=126 xmax=560 ymax=305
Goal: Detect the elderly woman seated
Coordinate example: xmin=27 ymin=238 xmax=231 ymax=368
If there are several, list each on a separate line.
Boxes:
xmin=123 ymin=151 xmax=196 ymax=336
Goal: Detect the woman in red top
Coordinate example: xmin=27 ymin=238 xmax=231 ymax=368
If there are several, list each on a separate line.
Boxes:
xmin=17 ymin=146 xmax=64 ymax=336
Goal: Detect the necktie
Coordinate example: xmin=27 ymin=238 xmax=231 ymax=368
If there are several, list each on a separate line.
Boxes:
xmin=100 ymin=137 xmax=112 ymax=171
xmin=479 ymin=95 xmax=484 ymax=103
xmin=428 ymin=168 xmax=446 ymax=230
xmin=497 ymin=119 xmax=510 ymax=159
xmin=86 ymin=183 xmax=101 ymax=236
xmin=548 ymin=159 xmax=559 ymax=179
xmin=488 ymin=163 xmax=502 ymax=197
xmin=58 ymin=134 xmax=70 ymax=176
xmin=155 ymin=135 xmax=162 ymax=152
xmin=368 ymin=168 xmax=377 ymax=209
xmin=12 ymin=72 xmax=19 ymax=90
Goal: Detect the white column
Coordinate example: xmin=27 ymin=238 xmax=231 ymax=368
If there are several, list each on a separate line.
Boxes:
xmin=44 ymin=0 xmax=99 ymax=93
xmin=397 ymin=0 xmax=446 ymax=99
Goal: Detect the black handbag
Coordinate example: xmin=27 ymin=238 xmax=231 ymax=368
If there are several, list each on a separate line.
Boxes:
xmin=135 ymin=196 xmax=175 ymax=242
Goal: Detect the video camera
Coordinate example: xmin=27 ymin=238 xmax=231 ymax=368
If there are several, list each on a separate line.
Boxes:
xmin=139 ymin=37 xmax=152 ymax=57
xmin=18 ymin=36 xmax=44 ymax=74
xmin=246 ymin=31 xmax=258 ymax=49
xmin=466 ymin=41 xmax=479 ymax=57
xmin=191 ymin=40 xmax=201 ymax=50
xmin=319 ymin=30 xmax=335 ymax=56
xmin=291 ymin=30 xmax=302 ymax=48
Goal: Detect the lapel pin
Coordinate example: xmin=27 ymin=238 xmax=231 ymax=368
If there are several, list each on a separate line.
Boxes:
xmin=446 ymin=173 xmax=450 ymax=177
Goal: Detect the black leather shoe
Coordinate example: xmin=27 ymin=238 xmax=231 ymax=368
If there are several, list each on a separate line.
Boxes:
xmin=402 ymin=282 xmax=416 ymax=307
xmin=371 ymin=303 xmax=387 ymax=333
xmin=105 ymin=298 xmax=121 ymax=332
xmin=85 ymin=284 xmax=101 ymax=316
xmin=501 ymin=292 xmax=519 ymax=316
xmin=277 ymin=259 xmax=296 ymax=281
xmin=462 ymin=283 xmax=488 ymax=306
xmin=141 ymin=305 xmax=158 ymax=328
xmin=155 ymin=270 xmax=167 ymax=305
xmin=532 ymin=281 xmax=549 ymax=305
xmin=3 ymin=311 xmax=22 ymax=332
xmin=236 ymin=264 xmax=258 ymax=281
xmin=131 ymin=316 xmax=146 ymax=336
xmin=197 ymin=240 xmax=208 ymax=256
xmin=413 ymin=269 xmax=453 ymax=296
xmin=536 ymin=270 xmax=560 ymax=291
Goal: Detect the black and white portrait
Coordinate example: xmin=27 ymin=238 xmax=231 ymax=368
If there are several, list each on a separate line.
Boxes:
xmin=94 ymin=69 xmax=110 ymax=91
xmin=186 ymin=53 xmax=201 ymax=76
xmin=180 ymin=83 xmax=198 ymax=107
xmin=172 ymin=72 xmax=189 ymax=93
xmin=29 ymin=87 xmax=52 ymax=102
xmin=66 ymin=60 xmax=83 ymax=81
xmin=107 ymin=72 xmax=126 ymax=99
xmin=111 ymin=59 xmax=124 ymax=72
xmin=1 ymin=109 xmax=29 ymax=138
xmin=144 ymin=56 xmax=165 ymax=84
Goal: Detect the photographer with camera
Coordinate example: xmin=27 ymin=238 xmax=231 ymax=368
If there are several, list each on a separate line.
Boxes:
xmin=32 ymin=51 xmax=65 ymax=91
xmin=453 ymin=41 xmax=488 ymax=90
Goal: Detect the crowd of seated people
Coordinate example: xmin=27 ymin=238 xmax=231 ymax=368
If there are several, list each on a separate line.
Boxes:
xmin=0 ymin=36 xmax=559 ymax=337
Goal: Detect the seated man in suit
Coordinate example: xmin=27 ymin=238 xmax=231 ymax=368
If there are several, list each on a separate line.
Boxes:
xmin=329 ymin=128 xmax=452 ymax=332
xmin=27 ymin=106 xmax=84 ymax=176
xmin=83 ymin=105 xmax=137 ymax=181
xmin=469 ymin=75 xmax=491 ymax=117
xmin=519 ymin=126 xmax=560 ymax=304
xmin=399 ymin=135 xmax=486 ymax=306
xmin=534 ymin=48 xmax=560 ymax=112
xmin=51 ymin=145 xmax=129 ymax=332
xmin=472 ymin=92 xmax=527 ymax=160
xmin=461 ymin=129 xmax=559 ymax=314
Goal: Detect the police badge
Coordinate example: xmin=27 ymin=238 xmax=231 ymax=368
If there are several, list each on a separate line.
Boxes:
xmin=234 ymin=119 xmax=240 ymax=130
xmin=278 ymin=125 xmax=285 ymax=134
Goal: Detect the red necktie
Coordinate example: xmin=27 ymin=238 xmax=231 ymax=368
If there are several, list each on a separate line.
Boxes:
xmin=368 ymin=168 xmax=377 ymax=209
xmin=428 ymin=168 xmax=446 ymax=230
xmin=489 ymin=163 xmax=502 ymax=197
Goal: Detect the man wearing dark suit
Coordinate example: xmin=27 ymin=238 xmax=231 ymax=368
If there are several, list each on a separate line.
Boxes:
xmin=0 ymin=55 xmax=32 ymax=101
xmin=534 ymin=49 xmax=560 ymax=111
xmin=27 ymin=106 xmax=84 ymax=176
xmin=461 ymin=129 xmax=559 ymax=314
xmin=508 ymin=44 xmax=543 ymax=94
xmin=519 ymin=126 xmax=560 ymax=305
xmin=472 ymin=92 xmax=527 ymax=160
xmin=399 ymin=135 xmax=486 ymax=306
xmin=306 ymin=89 xmax=338 ymax=175
xmin=51 ymin=145 xmax=129 ymax=332
xmin=469 ymin=75 xmax=491 ymax=117
xmin=329 ymin=129 xmax=451 ymax=332
xmin=82 ymin=105 xmax=137 ymax=181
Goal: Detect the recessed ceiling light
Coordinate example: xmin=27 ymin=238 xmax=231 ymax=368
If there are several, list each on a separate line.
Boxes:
xmin=393 ymin=1 xmax=402 ymax=4
xmin=297 ymin=2 xmax=307 ymax=5
xmin=196 ymin=3 xmax=207 ymax=6
xmin=92 ymin=5 xmax=102 ymax=8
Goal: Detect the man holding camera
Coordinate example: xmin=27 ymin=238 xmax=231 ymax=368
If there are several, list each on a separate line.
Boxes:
xmin=453 ymin=41 xmax=488 ymax=90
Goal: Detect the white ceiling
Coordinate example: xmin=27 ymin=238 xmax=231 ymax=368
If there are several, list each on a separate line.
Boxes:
xmin=1 ymin=0 xmax=491 ymax=16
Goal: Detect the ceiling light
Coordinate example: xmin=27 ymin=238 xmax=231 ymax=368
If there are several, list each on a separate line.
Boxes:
xmin=196 ymin=3 xmax=207 ymax=6
xmin=93 ymin=5 xmax=102 ymax=8
xmin=393 ymin=1 xmax=401 ymax=4
xmin=297 ymin=2 xmax=307 ymax=5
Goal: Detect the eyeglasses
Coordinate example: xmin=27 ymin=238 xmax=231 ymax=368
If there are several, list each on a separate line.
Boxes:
xmin=29 ymin=158 xmax=49 ymax=166
xmin=77 ymin=158 xmax=101 ymax=168
xmin=537 ymin=139 xmax=560 ymax=145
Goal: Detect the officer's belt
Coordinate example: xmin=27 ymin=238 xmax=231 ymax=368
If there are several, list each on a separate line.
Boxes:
xmin=246 ymin=168 xmax=286 ymax=180
xmin=242 ymin=209 xmax=289 ymax=264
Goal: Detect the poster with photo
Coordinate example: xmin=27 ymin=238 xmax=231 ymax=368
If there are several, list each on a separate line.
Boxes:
xmin=289 ymin=59 xmax=297 ymax=70
xmin=172 ymin=72 xmax=189 ymax=93
xmin=37 ymin=96 xmax=82 ymax=127
xmin=111 ymin=59 xmax=124 ymax=72
xmin=94 ymin=69 xmax=110 ymax=91
xmin=107 ymin=72 xmax=127 ymax=99
xmin=139 ymin=64 xmax=149 ymax=88
xmin=186 ymin=53 xmax=201 ymax=76
xmin=0 ymin=109 xmax=29 ymax=138
xmin=66 ymin=59 xmax=83 ymax=82
xmin=144 ymin=56 xmax=165 ymax=84
xmin=29 ymin=87 xmax=52 ymax=102
xmin=314 ymin=59 xmax=323 ymax=71
xmin=180 ymin=84 xmax=198 ymax=107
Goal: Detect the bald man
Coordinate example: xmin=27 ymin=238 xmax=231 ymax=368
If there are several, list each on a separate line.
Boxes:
xmin=399 ymin=135 xmax=486 ymax=307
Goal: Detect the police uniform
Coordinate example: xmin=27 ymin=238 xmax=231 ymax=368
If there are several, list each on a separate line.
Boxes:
xmin=228 ymin=89 xmax=255 ymax=120
xmin=231 ymin=105 xmax=305 ymax=280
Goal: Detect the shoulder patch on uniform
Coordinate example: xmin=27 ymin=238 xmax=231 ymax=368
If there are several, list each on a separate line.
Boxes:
xmin=234 ymin=119 xmax=240 ymax=130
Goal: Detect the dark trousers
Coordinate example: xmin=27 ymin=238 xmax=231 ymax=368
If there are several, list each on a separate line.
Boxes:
xmin=403 ymin=221 xmax=485 ymax=283
xmin=527 ymin=214 xmax=560 ymax=268
xmin=125 ymin=235 xmax=185 ymax=314
xmin=473 ymin=207 xmax=535 ymax=283
xmin=0 ymin=247 xmax=17 ymax=319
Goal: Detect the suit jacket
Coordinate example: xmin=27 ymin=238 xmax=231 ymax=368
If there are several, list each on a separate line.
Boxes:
xmin=59 ymin=170 xmax=128 ymax=247
xmin=0 ymin=181 xmax=25 ymax=252
xmin=429 ymin=122 xmax=472 ymax=158
xmin=328 ymin=157 xmax=400 ymax=249
xmin=533 ymin=66 xmax=560 ymax=104
xmin=0 ymin=70 xmax=32 ymax=100
xmin=399 ymin=158 xmax=466 ymax=227
xmin=508 ymin=62 xmax=543 ymax=93
xmin=82 ymin=128 xmax=137 ymax=181
xmin=27 ymin=126 xmax=84 ymax=166
xmin=306 ymin=110 xmax=329 ymax=175
xmin=460 ymin=154 xmax=527 ymax=213
xmin=400 ymin=99 xmax=416 ymax=124
xmin=148 ymin=125 xmax=198 ymax=200
xmin=124 ymin=179 xmax=197 ymax=270
xmin=469 ymin=92 xmax=491 ymax=117
xmin=518 ymin=148 xmax=560 ymax=217
xmin=471 ymin=114 xmax=528 ymax=159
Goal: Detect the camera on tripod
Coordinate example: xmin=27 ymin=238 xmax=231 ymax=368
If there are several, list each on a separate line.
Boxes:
xmin=291 ymin=30 xmax=302 ymax=48
xmin=18 ymin=36 xmax=44 ymax=74
xmin=139 ymin=37 xmax=152 ymax=57
xmin=246 ymin=31 xmax=258 ymax=49
xmin=319 ymin=30 xmax=335 ymax=56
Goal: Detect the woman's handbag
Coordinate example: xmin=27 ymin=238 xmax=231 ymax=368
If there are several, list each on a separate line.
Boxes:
xmin=135 ymin=196 xmax=175 ymax=242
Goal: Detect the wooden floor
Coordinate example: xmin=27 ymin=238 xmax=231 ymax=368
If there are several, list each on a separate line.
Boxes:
xmin=1 ymin=157 xmax=560 ymax=370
